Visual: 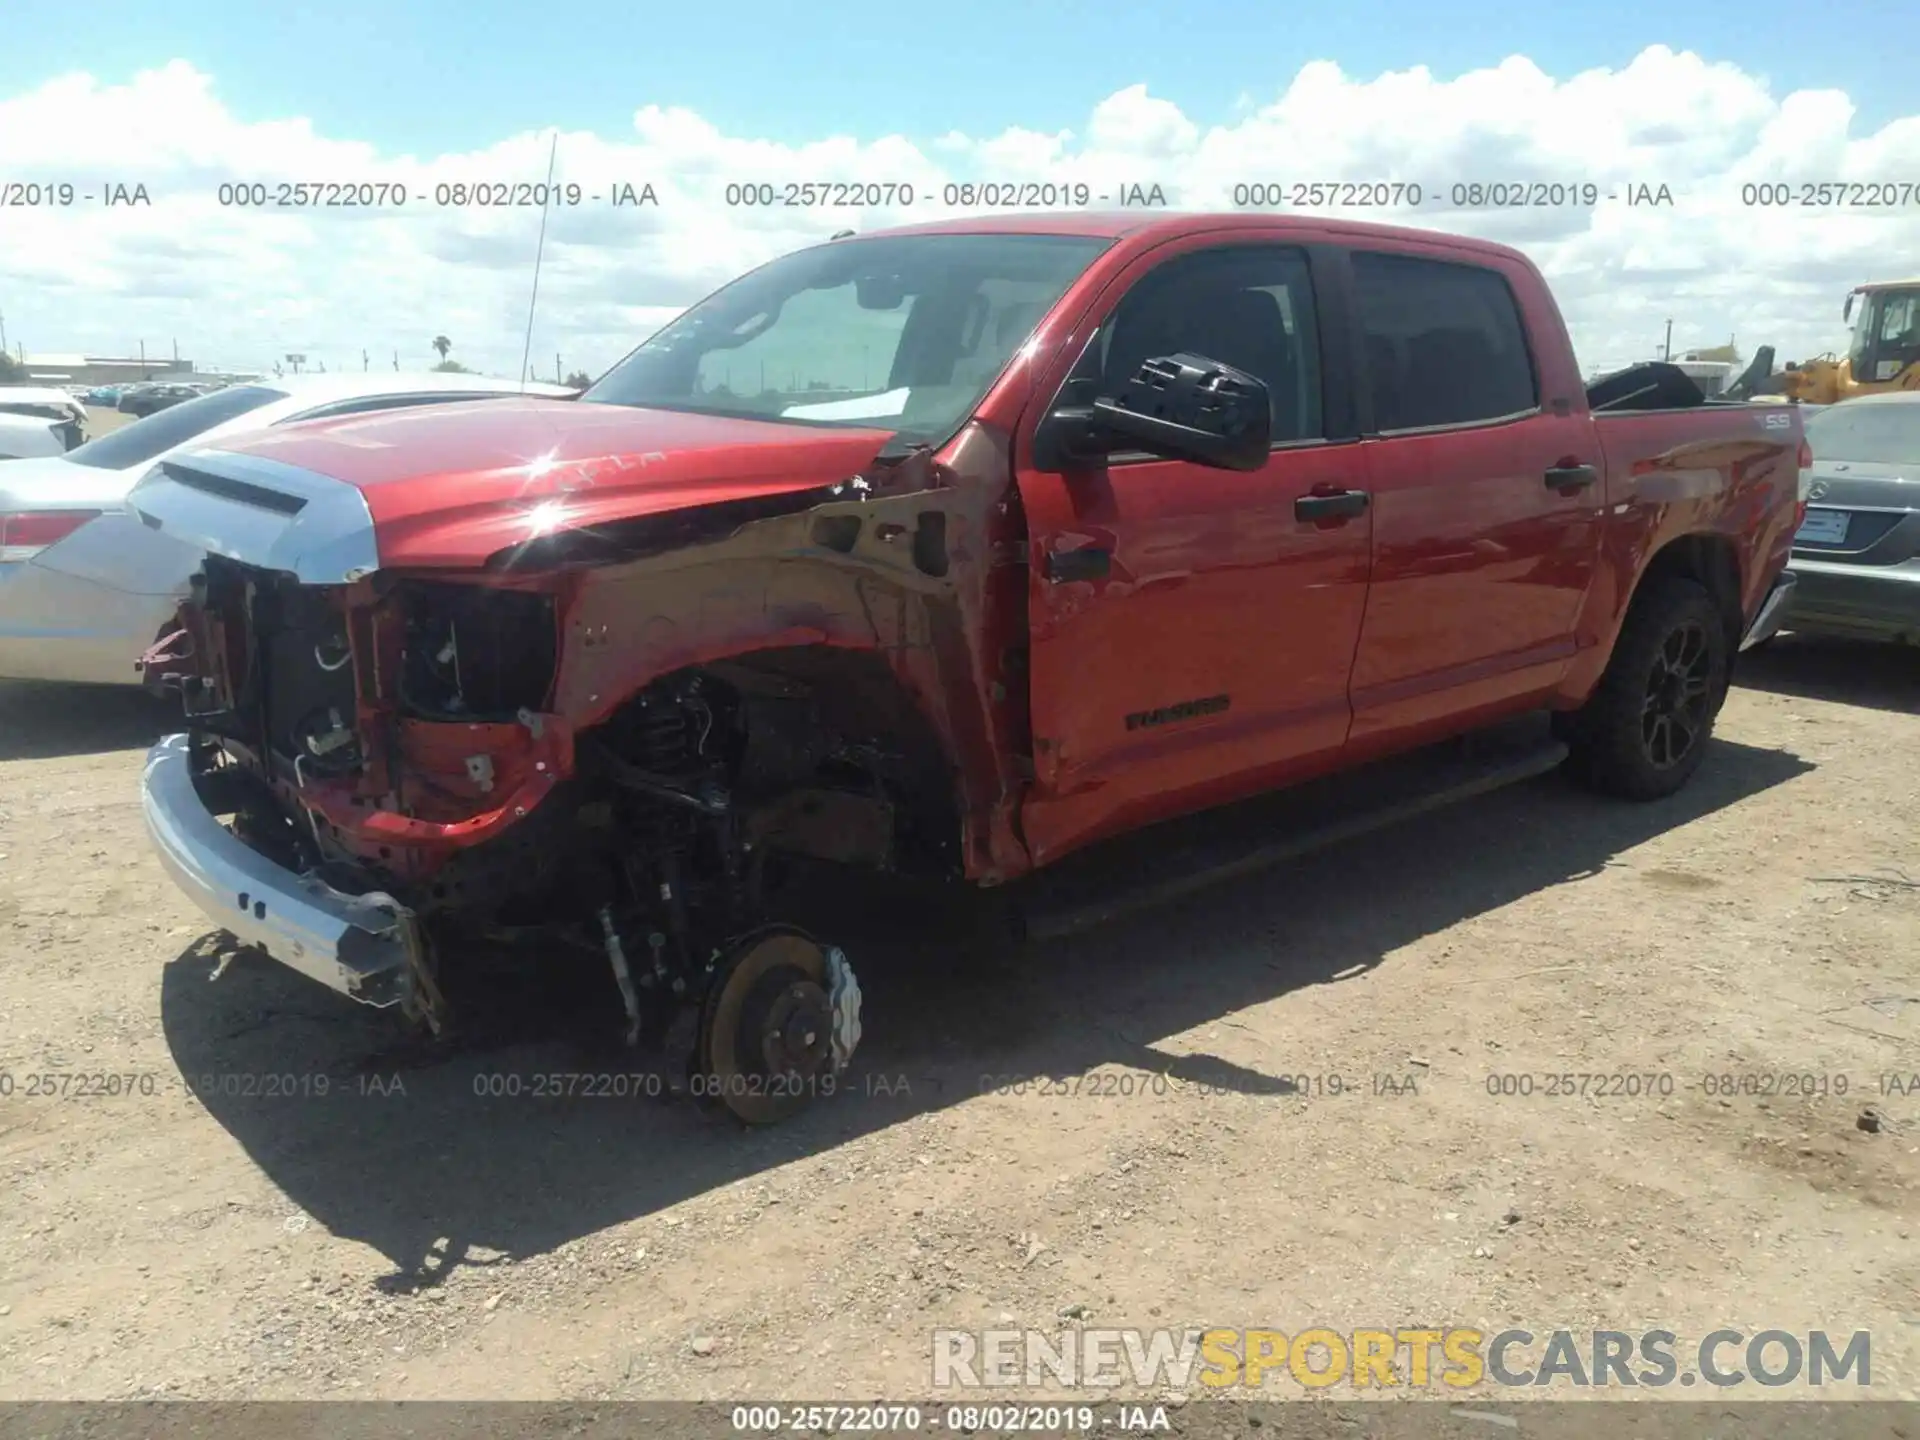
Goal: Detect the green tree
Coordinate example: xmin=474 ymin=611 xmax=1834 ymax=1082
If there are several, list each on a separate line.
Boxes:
xmin=0 ymin=353 xmax=23 ymax=383
xmin=563 ymin=370 xmax=592 ymax=389
xmin=431 ymin=335 xmax=452 ymax=363
xmin=432 ymin=359 xmax=472 ymax=373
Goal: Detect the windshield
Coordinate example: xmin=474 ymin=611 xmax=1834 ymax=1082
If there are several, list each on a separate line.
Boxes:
xmin=64 ymin=384 xmax=287 ymax=470
xmin=1804 ymin=402 xmax=1920 ymax=466
xmin=1849 ymin=290 xmax=1920 ymax=381
xmin=581 ymin=233 xmax=1110 ymax=445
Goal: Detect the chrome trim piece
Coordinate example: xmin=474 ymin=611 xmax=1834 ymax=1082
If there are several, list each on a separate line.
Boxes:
xmin=1740 ymin=571 xmax=1798 ymax=651
xmin=125 ymin=449 xmax=381 ymax=584
xmin=142 ymin=734 xmax=409 ymax=1006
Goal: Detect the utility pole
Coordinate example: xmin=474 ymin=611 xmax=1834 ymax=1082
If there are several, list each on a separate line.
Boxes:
xmin=0 ymin=310 xmax=8 ymax=355
xmin=392 ymin=350 xmax=399 ymax=372
xmin=1662 ymin=320 xmax=1673 ymax=362
xmin=555 ymin=352 xmax=562 ymax=384
xmin=139 ymin=339 xmax=147 ymax=378
xmin=362 ymin=348 xmax=369 ymax=372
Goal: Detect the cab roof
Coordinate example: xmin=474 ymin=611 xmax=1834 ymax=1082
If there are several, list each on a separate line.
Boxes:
xmin=846 ymin=209 xmax=1532 ymax=264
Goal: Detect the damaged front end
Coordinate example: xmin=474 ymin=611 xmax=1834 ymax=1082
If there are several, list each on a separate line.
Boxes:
xmin=146 ymin=556 xmax=572 ymax=1034
xmin=136 ymin=427 xmax=1023 ymax=1122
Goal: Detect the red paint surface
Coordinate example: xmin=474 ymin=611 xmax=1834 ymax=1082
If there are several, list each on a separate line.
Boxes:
xmin=1002 ymin=218 xmax=1799 ymax=867
xmin=224 ymin=400 xmax=897 ymax=570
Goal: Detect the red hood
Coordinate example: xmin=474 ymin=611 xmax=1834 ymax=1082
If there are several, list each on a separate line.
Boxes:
xmin=201 ymin=398 xmax=897 ymax=569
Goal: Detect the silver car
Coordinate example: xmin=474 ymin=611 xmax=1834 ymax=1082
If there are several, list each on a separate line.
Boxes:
xmin=0 ymin=373 xmax=577 ymax=685
xmin=1785 ymin=391 xmax=1920 ymax=644
xmin=0 ymin=386 xmax=90 ymax=458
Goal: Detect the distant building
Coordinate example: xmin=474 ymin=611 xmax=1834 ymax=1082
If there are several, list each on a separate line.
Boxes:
xmin=21 ymin=353 xmax=192 ymax=386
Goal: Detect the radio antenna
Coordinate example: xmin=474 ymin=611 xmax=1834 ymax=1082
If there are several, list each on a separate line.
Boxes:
xmin=519 ymin=131 xmax=560 ymax=389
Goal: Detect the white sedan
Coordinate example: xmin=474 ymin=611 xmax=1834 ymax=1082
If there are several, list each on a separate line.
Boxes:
xmin=0 ymin=386 xmax=91 ymax=458
xmin=0 ymin=372 xmax=577 ymax=685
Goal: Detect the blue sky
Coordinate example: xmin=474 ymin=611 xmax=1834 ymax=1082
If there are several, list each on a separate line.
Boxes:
xmin=4 ymin=6 xmax=1916 ymax=377
xmin=10 ymin=0 xmax=1913 ymax=151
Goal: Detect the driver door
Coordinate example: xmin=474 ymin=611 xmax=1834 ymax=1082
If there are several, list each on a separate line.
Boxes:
xmin=1012 ymin=239 xmax=1371 ymax=866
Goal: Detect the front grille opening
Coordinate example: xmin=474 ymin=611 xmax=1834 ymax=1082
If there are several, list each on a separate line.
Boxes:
xmin=397 ymin=581 xmax=557 ymax=720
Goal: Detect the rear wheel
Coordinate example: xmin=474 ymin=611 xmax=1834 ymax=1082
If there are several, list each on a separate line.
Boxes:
xmin=1562 ymin=577 xmax=1728 ymax=800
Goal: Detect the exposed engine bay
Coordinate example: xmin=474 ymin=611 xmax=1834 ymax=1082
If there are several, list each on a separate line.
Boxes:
xmin=160 ymin=553 xmax=967 ymax=1122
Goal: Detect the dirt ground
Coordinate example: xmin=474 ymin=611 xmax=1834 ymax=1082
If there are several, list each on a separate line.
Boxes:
xmin=1 ymin=636 xmax=1917 ymax=1408
xmin=81 ymin=406 xmax=135 ymax=439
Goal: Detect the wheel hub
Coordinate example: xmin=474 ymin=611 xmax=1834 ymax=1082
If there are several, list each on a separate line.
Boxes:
xmin=754 ymin=978 xmax=832 ymax=1077
xmin=695 ymin=928 xmax=860 ymax=1125
xmin=1640 ymin=620 xmax=1712 ymax=768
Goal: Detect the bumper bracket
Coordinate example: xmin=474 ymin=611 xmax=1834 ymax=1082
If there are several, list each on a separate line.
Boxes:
xmin=1740 ymin=570 xmax=1797 ymax=651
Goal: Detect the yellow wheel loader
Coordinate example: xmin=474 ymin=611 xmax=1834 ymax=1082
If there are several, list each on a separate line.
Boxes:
xmin=1766 ymin=281 xmax=1920 ymax=405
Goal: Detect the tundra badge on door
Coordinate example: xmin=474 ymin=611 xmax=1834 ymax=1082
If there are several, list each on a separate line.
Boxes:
xmin=1125 ymin=694 xmax=1231 ymax=731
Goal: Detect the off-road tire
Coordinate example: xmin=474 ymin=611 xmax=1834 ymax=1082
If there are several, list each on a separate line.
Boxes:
xmin=1561 ymin=577 xmax=1728 ymax=801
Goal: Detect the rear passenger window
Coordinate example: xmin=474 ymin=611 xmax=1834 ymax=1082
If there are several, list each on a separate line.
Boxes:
xmin=1352 ymin=253 xmax=1537 ymax=431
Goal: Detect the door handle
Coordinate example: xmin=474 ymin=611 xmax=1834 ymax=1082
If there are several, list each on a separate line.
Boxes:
xmin=1294 ymin=489 xmax=1370 ymax=522
xmin=1044 ymin=546 xmax=1111 ymax=583
xmin=1545 ymin=464 xmax=1598 ymax=491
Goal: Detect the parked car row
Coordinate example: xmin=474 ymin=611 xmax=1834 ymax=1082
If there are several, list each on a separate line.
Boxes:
xmin=0 ymin=373 xmax=577 ymax=684
xmin=117 ymin=380 xmax=232 ymax=416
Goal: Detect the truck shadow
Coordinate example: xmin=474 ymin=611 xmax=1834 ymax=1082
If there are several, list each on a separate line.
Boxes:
xmin=1734 ymin=633 xmax=1920 ymax=716
xmin=0 ymin=680 xmax=171 ymax=762
xmin=158 ymin=736 xmax=1812 ymax=1291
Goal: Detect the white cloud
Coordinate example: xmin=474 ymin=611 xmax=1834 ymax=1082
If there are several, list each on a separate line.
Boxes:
xmin=1 ymin=47 xmax=1916 ymax=379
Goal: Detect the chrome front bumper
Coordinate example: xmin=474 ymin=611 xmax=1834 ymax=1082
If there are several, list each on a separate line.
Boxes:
xmin=142 ymin=734 xmax=412 ymax=1007
xmin=1740 ymin=570 xmax=1798 ymax=651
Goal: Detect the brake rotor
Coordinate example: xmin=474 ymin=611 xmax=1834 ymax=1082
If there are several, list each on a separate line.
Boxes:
xmin=695 ymin=928 xmax=839 ymax=1125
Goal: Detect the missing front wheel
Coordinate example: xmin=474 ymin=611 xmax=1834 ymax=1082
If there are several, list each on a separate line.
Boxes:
xmin=691 ymin=926 xmax=862 ymax=1125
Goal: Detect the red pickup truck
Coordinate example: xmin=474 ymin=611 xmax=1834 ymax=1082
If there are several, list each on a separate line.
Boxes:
xmin=134 ymin=212 xmax=1806 ymax=1123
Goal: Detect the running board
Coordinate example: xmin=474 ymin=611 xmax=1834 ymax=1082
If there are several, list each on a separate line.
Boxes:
xmin=1014 ymin=713 xmax=1570 ymax=942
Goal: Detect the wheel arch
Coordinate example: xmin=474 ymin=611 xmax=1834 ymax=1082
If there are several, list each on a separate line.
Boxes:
xmin=536 ymin=444 xmax=1036 ymax=882
xmin=1560 ymin=528 xmax=1746 ymax=710
xmin=581 ymin=639 xmax=972 ymax=880
xmin=1633 ymin=531 xmax=1745 ymax=662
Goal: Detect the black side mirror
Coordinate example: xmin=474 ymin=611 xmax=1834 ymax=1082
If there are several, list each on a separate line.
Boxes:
xmin=1039 ymin=353 xmax=1271 ymax=472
